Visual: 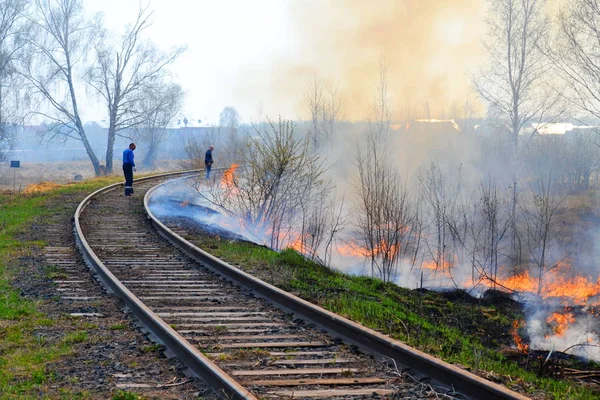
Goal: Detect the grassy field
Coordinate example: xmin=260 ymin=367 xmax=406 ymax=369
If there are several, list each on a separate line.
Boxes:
xmin=0 ymin=176 xmax=124 ymax=398
xmin=180 ymin=233 xmax=600 ymax=400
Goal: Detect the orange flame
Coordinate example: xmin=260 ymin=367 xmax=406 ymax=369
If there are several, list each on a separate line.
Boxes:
xmin=336 ymin=240 xmax=400 ymax=259
xmin=469 ymin=264 xmax=600 ymax=306
xmin=546 ymin=312 xmax=575 ymax=337
xmin=221 ymin=163 xmax=239 ymax=189
xmin=511 ymin=319 xmax=529 ymax=353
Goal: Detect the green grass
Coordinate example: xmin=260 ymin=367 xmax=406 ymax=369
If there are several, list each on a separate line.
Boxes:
xmin=112 ymin=390 xmax=144 ymax=400
xmin=109 ymin=323 xmax=127 ymax=331
xmin=0 ymin=175 xmax=123 ymax=397
xmin=141 ymin=344 xmax=163 ymax=353
xmin=187 ymin=237 xmax=600 ymax=399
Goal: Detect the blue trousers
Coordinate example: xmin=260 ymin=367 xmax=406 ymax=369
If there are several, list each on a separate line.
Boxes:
xmin=123 ymin=164 xmax=134 ymax=195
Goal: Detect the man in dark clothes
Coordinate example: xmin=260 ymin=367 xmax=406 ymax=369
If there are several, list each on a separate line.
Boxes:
xmin=123 ymin=143 xmax=136 ymax=196
xmin=205 ymin=145 xmax=214 ymax=179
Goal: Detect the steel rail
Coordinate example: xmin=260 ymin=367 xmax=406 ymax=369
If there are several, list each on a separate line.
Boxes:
xmin=74 ymin=170 xmax=257 ymax=400
xmin=144 ymin=176 xmax=530 ymax=400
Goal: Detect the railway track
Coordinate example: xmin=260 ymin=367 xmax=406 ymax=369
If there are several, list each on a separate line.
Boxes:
xmin=74 ymin=172 xmax=529 ymax=400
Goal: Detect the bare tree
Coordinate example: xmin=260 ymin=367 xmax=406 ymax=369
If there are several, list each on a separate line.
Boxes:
xmin=400 ymin=90 xmax=418 ymax=129
xmin=323 ymin=194 xmax=347 ymax=267
xmin=86 ymin=4 xmax=184 ymax=173
xmin=554 ymin=0 xmax=600 ymax=132
xmin=476 ymin=180 xmax=511 ymax=286
xmin=184 ymin=125 xmax=221 ymax=169
xmin=355 ymin=134 xmax=413 ymax=282
xmin=353 ymin=56 xmax=414 ymax=282
xmin=522 ymin=131 xmax=600 ymax=193
xmin=23 ymin=0 xmax=102 ymax=174
xmin=418 ymin=163 xmax=458 ymax=273
xmin=321 ymin=82 xmax=344 ymax=143
xmin=134 ymin=83 xmax=183 ymax=167
xmin=0 ymin=0 xmax=30 ymax=162
xmin=218 ymin=106 xmax=241 ymax=164
xmin=304 ymin=74 xmax=324 ymax=151
xmin=520 ymin=175 xmax=564 ymax=295
xmin=370 ymin=56 xmax=392 ymax=140
xmin=474 ymin=0 xmax=560 ymax=265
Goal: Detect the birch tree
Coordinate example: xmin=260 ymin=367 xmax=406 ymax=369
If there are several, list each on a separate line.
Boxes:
xmin=474 ymin=0 xmax=559 ymax=265
xmin=23 ymin=0 xmax=102 ymax=174
xmin=86 ymin=4 xmax=184 ymax=173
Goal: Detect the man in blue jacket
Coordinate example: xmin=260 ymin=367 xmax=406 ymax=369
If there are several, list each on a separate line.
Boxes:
xmin=123 ymin=143 xmax=136 ymax=196
xmin=205 ymin=145 xmax=214 ymax=179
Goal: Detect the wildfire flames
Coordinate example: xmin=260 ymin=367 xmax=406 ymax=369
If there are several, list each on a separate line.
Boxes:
xmin=336 ymin=240 xmax=400 ymax=259
xmin=178 ymin=163 xmax=600 ymax=361
xmin=335 ymin=239 xmax=599 ymax=357
xmin=479 ymin=269 xmax=600 ymax=307
xmin=221 ymin=163 xmax=239 ymax=189
xmin=547 ymin=312 xmax=576 ymax=338
xmin=512 ymin=319 xmax=530 ymax=353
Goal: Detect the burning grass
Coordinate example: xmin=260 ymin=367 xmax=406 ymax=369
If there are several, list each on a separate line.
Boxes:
xmin=168 ymin=219 xmax=600 ymax=399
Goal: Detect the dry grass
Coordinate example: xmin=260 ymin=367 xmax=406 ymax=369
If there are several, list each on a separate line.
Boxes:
xmin=0 ymin=159 xmax=186 ymax=192
xmin=22 ymin=182 xmax=64 ymax=194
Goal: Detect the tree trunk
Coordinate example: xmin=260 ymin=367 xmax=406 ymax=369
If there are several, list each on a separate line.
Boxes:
xmin=510 ymin=124 xmax=520 ymax=267
xmin=77 ymin=118 xmax=101 ymax=176
xmin=105 ymin=105 xmax=118 ymax=173
xmin=143 ymin=146 xmax=156 ymax=167
xmin=67 ymin=64 xmax=101 ymax=176
xmin=106 ymin=123 xmax=116 ymax=173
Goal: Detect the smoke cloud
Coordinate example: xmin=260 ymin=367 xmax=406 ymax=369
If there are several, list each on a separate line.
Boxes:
xmin=271 ymin=0 xmax=487 ymax=120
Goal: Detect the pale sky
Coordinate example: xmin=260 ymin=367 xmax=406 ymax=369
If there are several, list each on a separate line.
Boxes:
xmin=82 ymin=0 xmax=298 ymax=125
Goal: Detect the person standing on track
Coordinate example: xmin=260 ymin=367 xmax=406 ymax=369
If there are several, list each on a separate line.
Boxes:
xmin=205 ymin=145 xmax=214 ymax=179
xmin=123 ymin=143 xmax=136 ymax=196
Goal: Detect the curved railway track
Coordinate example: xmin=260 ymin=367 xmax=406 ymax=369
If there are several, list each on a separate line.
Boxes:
xmin=74 ymin=172 xmax=529 ymax=400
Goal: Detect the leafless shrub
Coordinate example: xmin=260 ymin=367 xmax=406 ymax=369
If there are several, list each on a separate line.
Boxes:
xmin=352 ymin=56 xmax=415 ymax=283
xmin=474 ymin=180 xmax=511 ymax=286
xmin=418 ymin=163 xmax=459 ymax=273
xmin=354 ymin=135 xmax=413 ymax=282
xmin=194 ymin=116 xmax=327 ymax=251
xmin=519 ymin=174 xmax=565 ymax=295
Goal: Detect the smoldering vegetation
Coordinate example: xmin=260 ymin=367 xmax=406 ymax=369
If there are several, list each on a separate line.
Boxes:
xmin=175 ymin=112 xmax=600 ymax=361
xmin=172 ymin=0 xmax=600 ymax=362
